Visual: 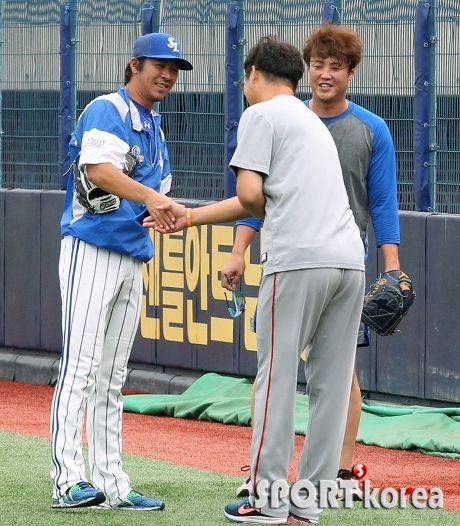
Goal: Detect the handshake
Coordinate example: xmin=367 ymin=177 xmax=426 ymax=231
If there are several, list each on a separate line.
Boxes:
xmin=143 ymin=195 xmax=252 ymax=234
xmin=142 ymin=198 xmax=187 ymax=233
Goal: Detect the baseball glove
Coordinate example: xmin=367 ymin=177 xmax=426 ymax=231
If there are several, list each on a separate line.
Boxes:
xmin=361 ymin=270 xmax=416 ymax=336
xmin=73 ymin=151 xmax=138 ymax=214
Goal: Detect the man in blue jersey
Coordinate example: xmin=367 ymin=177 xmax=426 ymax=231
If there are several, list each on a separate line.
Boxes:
xmin=50 ymin=33 xmax=191 ymax=511
xmin=224 ymin=24 xmax=405 ymax=504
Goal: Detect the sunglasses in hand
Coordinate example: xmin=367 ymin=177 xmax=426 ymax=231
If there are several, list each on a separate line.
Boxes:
xmin=224 ymin=274 xmax=246 ymax=318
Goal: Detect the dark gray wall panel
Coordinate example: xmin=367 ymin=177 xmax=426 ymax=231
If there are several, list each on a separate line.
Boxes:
xmin=0 ymin=190 xmax=6 ymax=346
xmin=153 ymin=286 xmax=196 ymax=370
xmin=195 ymin=342 xmax=235 ymax=374
xmin=5 ymin=190 xmax=41 ymax=348
xmin=154 ymin=339 xmax=194 ymax=369
xmin=239 ymin=347 xmax=257 ymax=378
xmin=425 ymin=214 xmax=460 ymax=402
xmin=375 ymin=212 xmax=429 ymax=398
xmin=131 ymin=323 xmax=156 ymax=365
xmin=357 ymin=223 xmax=378 ymax=392
xmin=40 ymin=191 xmax=65 ymax=351
xmin=194 ymin=291 xmax=235 ymax=374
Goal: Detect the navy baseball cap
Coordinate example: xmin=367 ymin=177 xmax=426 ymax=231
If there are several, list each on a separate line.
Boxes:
xmin=132 ymin=33 xmax=193 ymax=70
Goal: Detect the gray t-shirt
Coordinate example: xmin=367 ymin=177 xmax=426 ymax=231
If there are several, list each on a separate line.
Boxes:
xmin=230 ymin=95 xmax=364 ymax=276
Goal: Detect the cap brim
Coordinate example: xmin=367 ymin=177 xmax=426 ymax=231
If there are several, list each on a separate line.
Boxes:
xmin=176 ymin=58 xmax=193 ymax=71
xmin=136 ymin=54 xmax=193 ymax=70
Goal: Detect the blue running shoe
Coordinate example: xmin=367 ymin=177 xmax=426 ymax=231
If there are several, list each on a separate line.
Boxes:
xmin=116 ymin=490 xmax=165 ymax=511
xmin=52 ymin=481 xmax=106 ymax=508
xmin=224 ymin=499 xmax=288 ymax=524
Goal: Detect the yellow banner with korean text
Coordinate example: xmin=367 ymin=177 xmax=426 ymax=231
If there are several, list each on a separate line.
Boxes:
xmin=141 ymin=225 xmax=262 ymax=353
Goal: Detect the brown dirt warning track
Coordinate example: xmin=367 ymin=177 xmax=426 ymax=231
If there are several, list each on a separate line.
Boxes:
xmin=0 ymin=379 xmax=458 ymax=512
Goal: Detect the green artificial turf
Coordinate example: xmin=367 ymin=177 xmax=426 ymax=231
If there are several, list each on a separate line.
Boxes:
xmin=0 ymin=431 xmax=457 ymax=526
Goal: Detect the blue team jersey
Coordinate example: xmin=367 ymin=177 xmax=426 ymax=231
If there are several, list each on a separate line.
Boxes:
xmin=60 ymin=88 xmax=172 ymax=263
xmin=311 ymin=101 xmax=400 ymax=247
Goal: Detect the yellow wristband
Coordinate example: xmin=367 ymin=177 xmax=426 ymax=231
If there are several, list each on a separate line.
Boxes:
xmin=186 ymin=208 xmax=192 ymax=227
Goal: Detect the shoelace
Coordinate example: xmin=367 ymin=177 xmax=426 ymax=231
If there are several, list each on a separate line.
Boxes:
xmin=71 ymin=481 xmax=93 ymax=492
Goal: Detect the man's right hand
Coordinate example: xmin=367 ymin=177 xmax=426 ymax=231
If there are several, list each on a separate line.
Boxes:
xmin=221 ymin=254 xmax=246 ymax=291
xmin=220 ymin=224 xmax=258 ymax=291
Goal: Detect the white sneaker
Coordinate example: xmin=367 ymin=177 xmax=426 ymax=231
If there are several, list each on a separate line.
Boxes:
xmin=336 ymin=468 xmax=363 ymax=501
xmin=236 ymin=465 xmax=251 ymax=498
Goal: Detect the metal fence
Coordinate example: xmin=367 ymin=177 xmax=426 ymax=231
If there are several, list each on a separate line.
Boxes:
xmin=1 ymin=1 xmax=60 ymax=189
xmin=0 ymin=0 xmax=459 ymax=212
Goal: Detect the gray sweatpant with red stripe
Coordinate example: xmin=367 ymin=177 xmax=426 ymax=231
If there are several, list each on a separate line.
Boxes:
xmin=249 ymin=267 xmax=365 ymax=522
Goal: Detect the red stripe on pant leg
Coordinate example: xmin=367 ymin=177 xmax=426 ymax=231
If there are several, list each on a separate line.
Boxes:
xmin=254 ymin=273 xmax=277 ymax=508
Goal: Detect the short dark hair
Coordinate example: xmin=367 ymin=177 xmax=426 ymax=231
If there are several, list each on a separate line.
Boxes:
xmin=303 ymin=25 xmax=362 ymax=71
xmin=244 ymin=36 xmax=305 ymax=92
xmin=124 ymin=57 xmax=147 ymax=85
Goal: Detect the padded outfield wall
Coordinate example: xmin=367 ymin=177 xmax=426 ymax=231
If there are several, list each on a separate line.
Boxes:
xmin=0 ymin=189 xmax=460 ymax=405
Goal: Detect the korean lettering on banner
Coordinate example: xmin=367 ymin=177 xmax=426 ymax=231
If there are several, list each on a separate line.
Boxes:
xmin=140 ymin=225 xmax=261 ymax=351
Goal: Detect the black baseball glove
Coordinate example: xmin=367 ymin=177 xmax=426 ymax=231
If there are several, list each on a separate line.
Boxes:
xmin=361 ymin=270 xmax=416 ymax=336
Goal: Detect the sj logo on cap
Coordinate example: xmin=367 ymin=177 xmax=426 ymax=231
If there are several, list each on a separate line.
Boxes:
xmin=167 ymin=37 xmax=180 ymax=53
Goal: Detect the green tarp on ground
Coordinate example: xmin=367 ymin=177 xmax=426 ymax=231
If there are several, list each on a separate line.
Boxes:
xmin=123 ymin=372 xmax=460 ymax=459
